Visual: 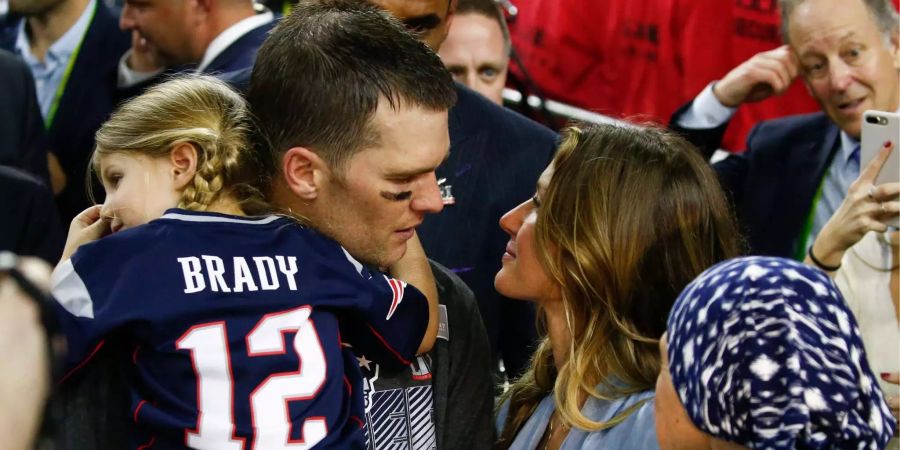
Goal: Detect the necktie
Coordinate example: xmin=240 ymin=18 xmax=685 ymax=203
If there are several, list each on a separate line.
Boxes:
xmin=849 ymin=144 xmax=860 ymax=176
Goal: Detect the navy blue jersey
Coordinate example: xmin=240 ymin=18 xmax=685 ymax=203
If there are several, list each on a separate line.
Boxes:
xmin=50 ymin=209 xmax=429 ymax=450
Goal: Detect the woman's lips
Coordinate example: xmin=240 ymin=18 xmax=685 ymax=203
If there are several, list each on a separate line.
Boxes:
xmin=503 ymin=242 xmax=517 ymax=259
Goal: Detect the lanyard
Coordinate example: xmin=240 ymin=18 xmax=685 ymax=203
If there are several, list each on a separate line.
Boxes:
xmin=44 ymin=0 xmax=98 ymax=130
xmin=793 ymin=177 xmax=826 ymax=261
xmin=792 ymin=150 xmax=840 ymax=261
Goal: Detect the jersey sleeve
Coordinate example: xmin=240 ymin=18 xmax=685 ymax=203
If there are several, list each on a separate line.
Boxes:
xmin=50 ymin=240 xmax=137 ymax=378
xmin=337 ymin=251 xmax=429 ymax=370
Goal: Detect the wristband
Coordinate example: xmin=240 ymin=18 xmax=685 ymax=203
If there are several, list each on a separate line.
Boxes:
xmin=807 ymin=246 xmax=841 ymax=271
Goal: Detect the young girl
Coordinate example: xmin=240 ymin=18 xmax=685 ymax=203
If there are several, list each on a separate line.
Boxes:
xmin=50 ymin=75 xmax=438 ymax=450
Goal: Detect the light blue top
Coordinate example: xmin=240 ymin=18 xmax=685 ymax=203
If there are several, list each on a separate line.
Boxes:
xmin=495 ymin=387 xmax=659 ymax=450
xmin=14 ymin=0 xmax=96 ymax=120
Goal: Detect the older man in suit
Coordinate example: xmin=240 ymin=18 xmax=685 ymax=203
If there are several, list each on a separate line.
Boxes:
xmin=670 ymin=0 xmax=899 ymax=260
xmin=116 ymin=0 xmax=276 ymax=87
xmin=1 ymin=0 xmax=129 ymax=223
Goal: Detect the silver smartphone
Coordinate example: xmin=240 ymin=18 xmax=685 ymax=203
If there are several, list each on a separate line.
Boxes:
xmin=860 ymin=110 xmax=900 ymax=227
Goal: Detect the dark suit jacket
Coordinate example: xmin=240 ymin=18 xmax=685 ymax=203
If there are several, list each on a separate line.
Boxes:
xmin=203 ymin=18 xmax=275 ymax=75
xmin=0 ymin=48 xmax=48 ymax=183
xmin=2 ymin=3 xmax=130 ymax=224
xmin=0 ymin=165 xmax=64 ymax=263
xmin=670 ymin=102 xmax=841 ymax=258
xmin=122 ymin=14 xmax=276 ymax=99
xmin=417 ymin=84 xmax=557 ymax=378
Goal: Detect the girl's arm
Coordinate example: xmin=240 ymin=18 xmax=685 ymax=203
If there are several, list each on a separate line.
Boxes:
xmin=388 ymin=232 xmax=439 ymax=355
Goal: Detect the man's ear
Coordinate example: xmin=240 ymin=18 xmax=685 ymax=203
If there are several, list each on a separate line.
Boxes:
xmin=443 ymin=0 xmax=457 ymax=37
xmin=282 ymin=147 xmax=327 ymax=200
xmin=170 ymin=142 xmax=199 ymax=190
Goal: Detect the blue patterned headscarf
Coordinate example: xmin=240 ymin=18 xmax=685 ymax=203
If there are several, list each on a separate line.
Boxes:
xmin=667 ymin=256 xmax=895 ymax=450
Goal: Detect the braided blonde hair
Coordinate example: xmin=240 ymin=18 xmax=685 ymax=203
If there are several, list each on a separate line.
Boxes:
xmin=91 ymin=75 xmax=268 ymax=214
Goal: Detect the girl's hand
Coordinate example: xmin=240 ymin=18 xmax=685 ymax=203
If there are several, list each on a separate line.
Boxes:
xmin=59 ymin=205 xmax=111 ymax=264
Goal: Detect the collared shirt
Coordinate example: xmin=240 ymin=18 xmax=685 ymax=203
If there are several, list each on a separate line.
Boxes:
xmin=810 ymin=132 xmax=859 ymax=248
xmin=15 ymin=0 xmax=96 ymax=120
xmin=679 ymin=83 xmax=894 ymax=252
xmin=196 ymin=10 xmax=272 ymax=72
xmin=117 ymin=10 xmax=273 ymax=87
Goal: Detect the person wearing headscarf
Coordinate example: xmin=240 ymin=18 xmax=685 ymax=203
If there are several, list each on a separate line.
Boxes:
xmin=656 ymin=256 xmax=896 ymax=450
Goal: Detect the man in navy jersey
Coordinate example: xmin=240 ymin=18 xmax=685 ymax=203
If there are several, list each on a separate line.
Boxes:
xmin=47 ymin=2 xmax=490 ymax=449
xmin=340 ymin=0 xmax=556 ymax=386
xmin=248 ymin=1 xmax=493 ymax=449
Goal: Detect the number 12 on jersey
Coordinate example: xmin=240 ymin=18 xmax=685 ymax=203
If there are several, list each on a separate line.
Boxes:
xmin=176 ymin=306 xmax=329 ymax=450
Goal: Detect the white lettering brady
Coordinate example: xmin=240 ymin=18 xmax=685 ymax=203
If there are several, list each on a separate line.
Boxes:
xmin=202 ymin=255 xmax=231 ymax=293
xmin=177 ymin=255 xmax=300 ymax=294
xmin=276 ymin=256 xmax=299 ymax=291
xmin=178 ymin=257 xmax=206 ymax=294
xmin=233 ymin=257 xmax=259 ymax=293
xmin=253 ymin=256 xmax=279 ymax=290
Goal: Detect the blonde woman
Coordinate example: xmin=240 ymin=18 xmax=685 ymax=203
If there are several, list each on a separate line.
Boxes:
xmin=50 ymin=75 xmax=438 ymax=449
xmin=494 ymin=123 xmax=741 ymax=449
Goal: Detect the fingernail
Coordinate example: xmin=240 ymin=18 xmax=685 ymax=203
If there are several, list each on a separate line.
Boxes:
xmin=882 ymin=372 xmax=891 ymax=379
xmin=884 ymin=140 xmax=892 ymax=147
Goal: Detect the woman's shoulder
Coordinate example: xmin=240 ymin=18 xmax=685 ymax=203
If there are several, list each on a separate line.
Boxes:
xmin=573 ymin=389 xmax=659 ymax=450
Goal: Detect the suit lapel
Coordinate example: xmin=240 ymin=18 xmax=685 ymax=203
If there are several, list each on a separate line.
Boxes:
xmin=774 ymin=120 xmax=841 ymax=253
xmin=203 ymin=19 xmax=273 ymax=74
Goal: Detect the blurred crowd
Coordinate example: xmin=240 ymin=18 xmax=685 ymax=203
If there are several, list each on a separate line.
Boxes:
xmin=0 ymin=0 xmax=898 ymax=449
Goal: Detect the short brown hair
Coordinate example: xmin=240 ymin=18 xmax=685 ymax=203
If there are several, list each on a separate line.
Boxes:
xmin=456 ymin=0 xmax=510 ymax=54
xmin=247 ymin=0 xmax=457 ymax=185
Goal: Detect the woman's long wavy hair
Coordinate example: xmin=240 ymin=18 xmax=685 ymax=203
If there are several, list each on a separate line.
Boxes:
xmin=495 ymin=123 xmax=742 ymax=447
xmin=89 ymin=75 xmax=270 ymax=215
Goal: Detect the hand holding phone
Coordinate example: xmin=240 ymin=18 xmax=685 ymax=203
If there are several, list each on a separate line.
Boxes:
xmin=860 ymin=110 xmax=900 ymax=227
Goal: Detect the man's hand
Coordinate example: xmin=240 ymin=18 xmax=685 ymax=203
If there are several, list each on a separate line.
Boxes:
xmin=126 ymin=29 xmax=164 ymax=73
xmin=47 ymin=151 xmax=66 ymax=196
xmin=0 ymin=256 xmax=51 ymax=450
xmin=713 ymin=45 xmax=799 ymax=107
xmin=60 ymin=205 xmax=111 ymax=264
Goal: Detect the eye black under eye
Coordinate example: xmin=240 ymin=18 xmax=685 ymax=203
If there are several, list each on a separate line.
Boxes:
xmin=381 ymin=191 xmax=412 ymax=201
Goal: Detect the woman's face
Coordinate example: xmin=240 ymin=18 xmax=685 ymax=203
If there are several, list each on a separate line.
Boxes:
xmin=495 ymin=163 xmax=560 ymax=303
